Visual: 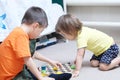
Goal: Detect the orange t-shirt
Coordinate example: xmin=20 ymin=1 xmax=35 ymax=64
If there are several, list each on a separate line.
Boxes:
xmin=0 ymin=27 xmax=31 ymax=80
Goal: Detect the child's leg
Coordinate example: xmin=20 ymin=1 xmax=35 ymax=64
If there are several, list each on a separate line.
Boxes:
xmin=13 ymin=65 xmax=36 ymax=80
xmin=90 ymin=55 xmax=101 ymax=67
xmin=90 ymin=60 xmax=99 ymax=67
xmin=99 ymin=57 xmax=120 ymax=71
xmin=99 ymin=44 xmax=120 ymax=71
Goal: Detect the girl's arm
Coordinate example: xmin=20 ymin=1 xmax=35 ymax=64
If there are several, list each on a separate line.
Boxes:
xmin=73 ymin=48 xmax=85 ymax=77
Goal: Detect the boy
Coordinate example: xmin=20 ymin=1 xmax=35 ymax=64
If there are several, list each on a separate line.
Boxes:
xmin=55 ymin=14 xmax=120 ymax=77
xmin=0 ymin=6 xmax=60 ymax=80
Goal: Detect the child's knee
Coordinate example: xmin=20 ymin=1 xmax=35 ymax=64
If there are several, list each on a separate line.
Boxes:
xmin=90 ymin=60 xmax=99 ymax=67
xmin=99 ymin=63 xmax=109 ymax=71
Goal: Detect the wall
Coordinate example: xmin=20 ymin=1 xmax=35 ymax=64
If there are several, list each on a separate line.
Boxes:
xmin=0 ymin=0 xmax=66 ymax=42
xmin=66 ymin=0 xmax=120 ymax=44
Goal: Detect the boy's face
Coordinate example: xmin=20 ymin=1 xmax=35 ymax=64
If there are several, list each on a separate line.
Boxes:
xmin=29 ymin=23 xmax=45 ymax=39
xmin=60 ymin=31 xmax=76 ymax=40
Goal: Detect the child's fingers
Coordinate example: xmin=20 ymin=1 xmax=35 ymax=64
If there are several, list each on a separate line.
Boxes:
xmin=72 ymin=73 xmax=79 ymax=78
xmin=54 ymin=64 xmax=59 ymax=68
xmin=57 ymin=62 xmax=62 ymax=67
xmin=53 ymin=61 xmax=62 ymax=68
xmin=43 ymin=77 xmax=55 ymax=80
xmin=53 ymin=63 xmax=62 ymax=70
xmin=72 ymin=70 xmax=79 ymax=77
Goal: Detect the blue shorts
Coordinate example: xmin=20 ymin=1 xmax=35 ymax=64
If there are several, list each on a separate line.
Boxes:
xmin=90 ymin=44 xmax=119 ymax=64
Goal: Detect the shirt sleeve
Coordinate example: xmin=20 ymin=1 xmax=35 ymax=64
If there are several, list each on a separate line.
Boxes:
xmin=77 ymin=31 xmax=88 ymax=49
xmin=14 ymin=35 xmax=31 ymax=58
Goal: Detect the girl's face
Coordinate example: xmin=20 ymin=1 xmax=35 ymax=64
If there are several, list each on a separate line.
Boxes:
xmin=29 ymin=23 xmax=45 ymax=39
xmin=60 ymin=32 xmax=76 ymax=40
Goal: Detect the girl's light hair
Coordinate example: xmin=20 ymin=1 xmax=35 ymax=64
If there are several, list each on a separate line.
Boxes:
xmin=55 ymin=14 xmax=82 ymax=37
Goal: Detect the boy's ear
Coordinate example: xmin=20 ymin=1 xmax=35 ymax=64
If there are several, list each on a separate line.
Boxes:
xmin=33 ymin=22 xmax=39 ymax=28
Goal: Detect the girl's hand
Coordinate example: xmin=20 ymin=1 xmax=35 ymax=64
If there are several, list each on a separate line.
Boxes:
xmin=72 ymin=70 xmax=80 ymax=77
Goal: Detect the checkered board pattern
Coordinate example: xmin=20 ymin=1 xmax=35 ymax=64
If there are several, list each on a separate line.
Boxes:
xmin=46 ymin=63 xmax=74 ymax=74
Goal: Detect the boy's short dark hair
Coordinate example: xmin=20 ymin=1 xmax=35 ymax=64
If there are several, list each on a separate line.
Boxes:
xmin=21 ymin=6 xmax=48 ymax=28
xmin=55 ymin=14 xmax=82 ymax=37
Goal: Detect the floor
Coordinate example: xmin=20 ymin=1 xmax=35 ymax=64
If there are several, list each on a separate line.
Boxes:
xmin=34 ymin=40 xmax=120 ymax=80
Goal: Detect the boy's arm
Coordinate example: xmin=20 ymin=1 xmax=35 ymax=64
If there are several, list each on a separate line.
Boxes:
xmin=33 ymin=51 xmax=52 ymax=63
xmin=33 ymin=52 xmax=62 ymax=68
xmin=73 ymin=48 xmax=85 ymax=77
xmin=24 ymin=57 xmax=43 ymax=80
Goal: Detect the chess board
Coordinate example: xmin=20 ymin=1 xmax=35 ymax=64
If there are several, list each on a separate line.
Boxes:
xmin=39 ymin=63 xmax=75 ymax=76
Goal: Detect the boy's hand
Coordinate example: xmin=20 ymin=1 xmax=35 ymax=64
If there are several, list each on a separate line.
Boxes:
xmin=41 ymin=77 xmax=55 ymax=80
xmin=72 ymin=70 xmax=80 ymax=77
xmin=49 ymin=60 xmax=62 ymax=68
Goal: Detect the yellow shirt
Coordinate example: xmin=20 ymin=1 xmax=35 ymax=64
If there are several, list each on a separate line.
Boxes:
xmin=77 ymin=27 xmax=113 ymax=56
